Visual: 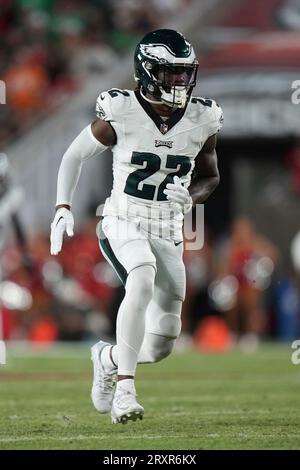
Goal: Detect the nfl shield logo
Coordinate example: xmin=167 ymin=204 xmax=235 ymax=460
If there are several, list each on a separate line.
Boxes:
xmin=160 ymin=123 xmax=168 ymax=134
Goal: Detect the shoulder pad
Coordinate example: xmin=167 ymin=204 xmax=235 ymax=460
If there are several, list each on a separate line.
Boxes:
xmin=95 ymin=89 xmax=130 ymax=122
xmin=191 ymin=97 xmax=224 ymax=136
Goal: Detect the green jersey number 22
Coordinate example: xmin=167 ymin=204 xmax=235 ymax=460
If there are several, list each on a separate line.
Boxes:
xmin=124 ymin=151 xmax=192 ymax=201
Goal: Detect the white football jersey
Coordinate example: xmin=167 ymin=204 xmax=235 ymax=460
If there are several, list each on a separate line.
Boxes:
xmin=96 ymin=88 xmax=223 ymax=240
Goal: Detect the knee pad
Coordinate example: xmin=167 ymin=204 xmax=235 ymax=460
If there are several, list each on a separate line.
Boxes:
xmin=158 ymin=313 xmax=182 ymax=338
xmin=146 ymin=302 xmax=182 ymax=338
xmin=144 ymin=333 xmax=176 ymax=362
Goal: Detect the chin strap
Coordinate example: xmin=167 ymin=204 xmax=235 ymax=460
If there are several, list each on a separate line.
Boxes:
xmin=140 ymin=86 xmax=187 ymax=109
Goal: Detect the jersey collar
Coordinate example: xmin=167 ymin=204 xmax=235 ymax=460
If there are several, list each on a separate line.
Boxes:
xmin=134 ymin=89 xmax=187 ymax=135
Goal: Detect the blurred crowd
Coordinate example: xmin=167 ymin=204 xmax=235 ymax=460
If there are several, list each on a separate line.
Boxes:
xmin=0 ymin=0 xmax=191 ymax=145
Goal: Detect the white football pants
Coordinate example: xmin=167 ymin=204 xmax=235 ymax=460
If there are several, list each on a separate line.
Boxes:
xmin=99 ymin=215 xmax=186 ymax=376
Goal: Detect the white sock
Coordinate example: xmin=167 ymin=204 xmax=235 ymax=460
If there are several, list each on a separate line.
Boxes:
xmin=116 ymin=378 xmax=135 ymax=395
xmin=116 ymin=265 xmax=155 ymax=376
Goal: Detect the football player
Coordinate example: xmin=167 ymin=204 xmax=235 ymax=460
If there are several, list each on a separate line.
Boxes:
xmin=50 ymin=29 xmax=223 ymax=424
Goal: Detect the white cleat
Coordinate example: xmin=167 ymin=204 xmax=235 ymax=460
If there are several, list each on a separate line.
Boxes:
xmin=91 ymin=341 xmax=116 ymax=414
xmin=111 ymin=385 xmax=144 ymax=424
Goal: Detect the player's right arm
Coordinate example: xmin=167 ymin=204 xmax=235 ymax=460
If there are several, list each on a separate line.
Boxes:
xmin=50 ymin=118 xmax=116 ymax=255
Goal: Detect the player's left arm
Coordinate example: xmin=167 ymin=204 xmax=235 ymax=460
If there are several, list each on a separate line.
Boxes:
xmin=189 ymin=134 xmax=220 ymax=205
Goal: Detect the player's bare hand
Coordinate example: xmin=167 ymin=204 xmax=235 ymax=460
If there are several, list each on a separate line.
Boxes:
xmin=50 ymin=208 xmax=74 ymax=255
xmin=163 ymin=176 xmax=193 ymax=214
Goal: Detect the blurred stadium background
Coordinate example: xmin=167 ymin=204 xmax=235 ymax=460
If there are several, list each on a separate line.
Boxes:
xmin=1 ymin=0 xmax=300 ymax=364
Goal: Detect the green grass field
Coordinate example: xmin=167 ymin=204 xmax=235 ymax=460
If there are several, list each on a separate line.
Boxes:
xmin=0 ymin=342 xmax=300 ymax=450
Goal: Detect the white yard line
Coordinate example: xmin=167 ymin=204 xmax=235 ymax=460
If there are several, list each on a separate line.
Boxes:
xmin=0 ymin=434 xmax=187 ymax=443
xmin=164 ymin=409 xmax=272 ymax=417
xmin=1 ymin=433 xmax=300 ymax=444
